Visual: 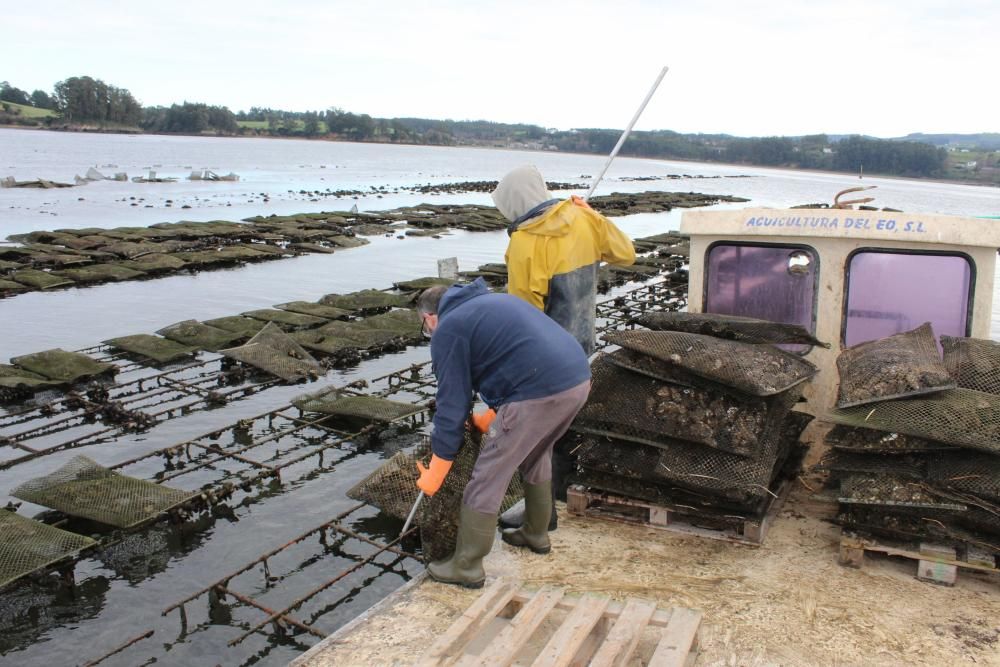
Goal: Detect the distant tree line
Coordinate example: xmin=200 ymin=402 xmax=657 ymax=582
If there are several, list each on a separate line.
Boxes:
xmin=543 ymin=129 xmax=945 ymax=177
xmin=142 ymin=103 xmax=239 ymax=134
xmin=52 ymin=76 xmax=142 ymax=125
xmin=0 ymin=76 xmax=956 ymax=178
xmin=1 ymin=80 xmax=55 ymax=109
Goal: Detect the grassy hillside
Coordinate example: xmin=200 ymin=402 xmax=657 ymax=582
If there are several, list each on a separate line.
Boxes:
xmin=0 ymin=101 xmax=57 ymax=118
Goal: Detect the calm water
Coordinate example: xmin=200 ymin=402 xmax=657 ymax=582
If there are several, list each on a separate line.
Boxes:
xmin=1 ymin=130 xmax=1000 ymax=666
xmin=2 ymin=129 xmax=999 ymax=357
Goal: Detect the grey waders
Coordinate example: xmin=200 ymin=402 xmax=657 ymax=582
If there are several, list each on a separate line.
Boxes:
xmin=427 ymin=504 xmax=497 ymax=589
xmin=500 ymin=481 xmax=552 ymax=554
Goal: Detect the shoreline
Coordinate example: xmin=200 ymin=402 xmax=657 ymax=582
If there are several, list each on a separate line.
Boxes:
xmin=1 ymin=124 xmax=996 ymax=191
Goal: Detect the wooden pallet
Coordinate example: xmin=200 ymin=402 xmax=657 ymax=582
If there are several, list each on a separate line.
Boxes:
xmin=566 ymin=481 xmax=791 ymax=546
xmin=418 ymin=579 xmax=701 ymax=667
xmin=839 ymin=531 xmax=1000 ymax=585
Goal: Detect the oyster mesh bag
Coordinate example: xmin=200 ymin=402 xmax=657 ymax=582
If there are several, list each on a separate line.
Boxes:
xmin=815 ymin=450 xmax=926 ymax=480
xmin=157 ymin=320 xmax=245 ymax=352
xmin=275 ymin=301 xmax=351 ymax=320
xmin=11 ymin=455 xmax=197 ymax=529
xmin=824 ymin=424 xmax=953 ymax=454
xmin=357 ymin=308 xmax=422 ymax=334
xmin=941 ymin=335 xmax=1000 ymax=395
xmin=0 ymin=510 xmax=97 ymax=589
xmin=604 ymin=347 xmax=754 ymax=398
xmin=960 ymin=506 xmax=1000 ymax=538
xmin=827 ymin=388 xmax=1000 ymax=456
xmin=240 ymin=308 xmax=329 ymax=331
xmin=636 ymin=312 xmax=828 ymax=347
xmin=393 ymin=277 xmax=460 ymax=292
xmin=104 ymin=334 xmax=197 ymax=364
xmin=575 ymin=407 xmax=810 ymax=506
xmin=837 ymin=506 xmax=1000 ymax=553
xmin=823 ymin=442 xmax=1000 ymax=537
xmin=346 ymin=431 xmax=523 ymax=562
xmin=293 ymin=387 xmax=423 ymax=423
xmin=603 ymin=330 xmax=817 ymax=396
xmin=219 ymin=322 xmax=322 ymax=382
xmin=575 ymin=354 xmax=792 ymax=457
xmin=838 ymin=473 xmax=966 ymax=512
xmin=835 ymin=322 xmax=954 ymax=408
xmin=319 ymin=289 xmax=411 ymax=313
xmin=927 ymin=452 xmax=1000 ymax=503
xmin=292 ymin=323 xmax=398 ymax=354
xmin=575 ymin=412 xmax=812 ymax=516
xmin=9 ymin=349 xmax=116 ymax=383
xmin=292 ymin=310 xmax=422 ymax=354
xmin=202 ymin=316 xmax=267 ymax=338
xmin=571 ymin=469 xmax=758 ymax=528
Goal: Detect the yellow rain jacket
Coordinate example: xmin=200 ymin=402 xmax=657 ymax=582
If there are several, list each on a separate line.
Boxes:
xmin=505 ymin=196 xmax=635 ymax=353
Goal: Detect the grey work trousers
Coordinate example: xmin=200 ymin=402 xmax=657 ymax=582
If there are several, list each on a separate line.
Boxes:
xmin=462 ymin=380 xmax=591 ymax=514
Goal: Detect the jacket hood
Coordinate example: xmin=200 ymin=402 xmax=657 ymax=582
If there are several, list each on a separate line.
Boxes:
xmin=438 ymin=277 xmax=490 ymax=318
xmin=508 ymin=198 xmax=577 ymax=237
xmin=506 ymin=198 xmax=561 ymax=235
xmin=491 ymin=165 xmax=552 ymax=223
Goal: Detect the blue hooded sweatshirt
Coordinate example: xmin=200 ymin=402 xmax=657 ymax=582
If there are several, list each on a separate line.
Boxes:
xmin=429 ymin=278 xmax=591 ymax=460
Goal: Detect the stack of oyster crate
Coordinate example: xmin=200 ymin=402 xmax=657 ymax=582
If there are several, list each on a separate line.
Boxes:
xmin=821 ymin=323 xmax=1000 ymax=581
xmin=566 ymin=313 xmax=820 ymax=545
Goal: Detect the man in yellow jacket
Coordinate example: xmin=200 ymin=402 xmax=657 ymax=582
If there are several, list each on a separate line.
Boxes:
xmin=493 ymin=165 xmax=636 ymax=355
xmin=489 ymin=164 xmax=636 ymax=531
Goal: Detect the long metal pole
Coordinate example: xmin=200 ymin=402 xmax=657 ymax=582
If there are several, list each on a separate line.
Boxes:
xmin=584 ymin=66 xmax=669 ymax=200
xmin=400 ymin=490 xmax=424 ymax=537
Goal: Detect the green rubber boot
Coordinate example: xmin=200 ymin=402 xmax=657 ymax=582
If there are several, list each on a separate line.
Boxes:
xmin=500 ymin=481 xmax=552 ymax=554
xmin=427 ymin=504 xmax=497 ymax=589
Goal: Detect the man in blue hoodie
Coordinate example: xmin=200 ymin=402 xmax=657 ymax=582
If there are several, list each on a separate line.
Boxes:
xmin=490 ymin=164 xmax=635 ymax=535
xmin=415 ymin=278 xmax=591 ymax=588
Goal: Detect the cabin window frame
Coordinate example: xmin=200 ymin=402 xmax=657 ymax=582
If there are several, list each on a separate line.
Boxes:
xmin=840 ymin=247 xmax=976 ymax=347
xmin=702 ymin=240 xmax=821 ymax=354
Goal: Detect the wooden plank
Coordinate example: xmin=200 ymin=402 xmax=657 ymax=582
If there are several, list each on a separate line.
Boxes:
xmin=532 ymin=593 xmax=611 ymax=667
xmin=647 ymin=608 xmax=702 ymax=667
xmin=511 ymin=591 xmax=673 ymax=628
xmin=569 ymin=615 xmax=609 ymax=667
xmin=587 ymin=598 xmax=657 ymax=667
xmin=417 ymin=578 xmax=519 ymax=667
xmin=967 ymin=546 xmax=997 ymax=569
xmin=470 ymin=586 xmax=564 ymax=667
xmin=917 ymin=543 xmax=958 ymax=586
xmin=566 ymin=484 xmax=787 ymax=547
xmin=566 ymin=486 xmax=589 ymax=514
xmin=649 ymin=505 xmax=671 ymax=527
xmin=838 ymin=536 xmax=865 ymax=568
xmin=845 ymin=534 xmax=1000 ymax=575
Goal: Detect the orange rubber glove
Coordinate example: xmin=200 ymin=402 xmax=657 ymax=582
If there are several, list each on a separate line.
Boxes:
xmin=416 ymin=454 xmax=453 ymax=496
xmin=571 ymin=194 xmax=593 ymax=210
xmin=471 ymin=408 xmax=497 ymax=434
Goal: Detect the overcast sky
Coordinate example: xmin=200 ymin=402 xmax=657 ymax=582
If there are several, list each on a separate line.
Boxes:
xmin=3 ymin=0 xmax=996 ymax=138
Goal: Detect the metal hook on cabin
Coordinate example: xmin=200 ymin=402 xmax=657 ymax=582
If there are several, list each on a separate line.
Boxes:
xmin=832 ymin=185 xmax=878 ymax=209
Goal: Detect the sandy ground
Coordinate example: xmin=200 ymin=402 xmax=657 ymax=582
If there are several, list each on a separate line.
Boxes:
xmin=294 ymin=477 xmax=999 ymax=667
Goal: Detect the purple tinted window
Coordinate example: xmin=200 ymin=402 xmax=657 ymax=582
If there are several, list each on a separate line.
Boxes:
xmin=844 ymin=251 xmax=971 ymax=348
xmin=705 ymin=244 xmax=818 ymax=352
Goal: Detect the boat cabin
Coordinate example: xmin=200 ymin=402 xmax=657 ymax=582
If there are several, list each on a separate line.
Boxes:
xmin=680 ymin=207 xmax=1000 ymax=413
